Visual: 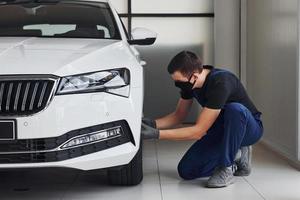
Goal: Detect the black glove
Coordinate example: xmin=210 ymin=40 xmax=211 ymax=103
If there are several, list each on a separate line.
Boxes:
xmin=142 ymin=117 xmax=157 ymax=128
xmin=141 ymin=123 xmax=160 ymax=139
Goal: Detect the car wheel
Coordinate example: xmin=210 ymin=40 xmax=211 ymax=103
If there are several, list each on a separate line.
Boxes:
xmin=108 ymin=140 xmax=143 ymax=186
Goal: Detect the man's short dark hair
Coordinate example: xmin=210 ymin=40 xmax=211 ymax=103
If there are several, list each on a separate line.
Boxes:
xmin=167 ymin=51 xmax=203 ymax=76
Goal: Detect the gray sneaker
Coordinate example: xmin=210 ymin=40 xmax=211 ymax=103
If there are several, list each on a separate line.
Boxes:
xmin=234 ymin=146 xmax=252 ymax=176
xmin=206 ymin=166 xmax=235 ymax=188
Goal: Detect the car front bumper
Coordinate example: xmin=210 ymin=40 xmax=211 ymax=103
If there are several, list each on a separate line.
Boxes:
xmin=0 ymin=87 xmax=143 ymax=170
xmin=0 ymin=142 xmax=137 ymax=171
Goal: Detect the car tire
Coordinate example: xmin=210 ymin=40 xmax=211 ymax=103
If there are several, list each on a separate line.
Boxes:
xmin=107 ymin=140 xmax=143 ymax=186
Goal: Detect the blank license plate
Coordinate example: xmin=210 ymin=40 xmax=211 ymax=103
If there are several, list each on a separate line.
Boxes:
xmin=0 ymin=120 xmax=16 ymax=140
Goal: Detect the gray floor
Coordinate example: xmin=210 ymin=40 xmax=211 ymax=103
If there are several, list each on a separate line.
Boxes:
xmin=0 ymin=140 xmax=299 ymax=200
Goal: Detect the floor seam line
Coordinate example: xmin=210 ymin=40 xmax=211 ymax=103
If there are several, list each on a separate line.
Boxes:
xmin=155 ymin=140 xmax=164 ymax=200
xmin=243 ymin=177 xmax=267 ymax=200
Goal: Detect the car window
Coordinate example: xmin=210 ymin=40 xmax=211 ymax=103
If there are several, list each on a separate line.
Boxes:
xmin=0 ymin=1 xmax=121 ymax=39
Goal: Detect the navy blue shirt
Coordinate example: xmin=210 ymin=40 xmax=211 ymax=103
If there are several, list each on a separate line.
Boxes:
xmin=180 ymin=65 xmax=261 ymax=115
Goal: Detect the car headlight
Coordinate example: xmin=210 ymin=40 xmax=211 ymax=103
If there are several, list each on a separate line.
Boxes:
xmin=56 ymin=68 xmax=130 ymax=97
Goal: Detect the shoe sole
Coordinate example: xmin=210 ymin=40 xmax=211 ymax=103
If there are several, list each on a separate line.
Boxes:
xmin=234 ymin=169 xmax=251 ymax=176
xmin=206 ymin=178 xmax=235 ymax=188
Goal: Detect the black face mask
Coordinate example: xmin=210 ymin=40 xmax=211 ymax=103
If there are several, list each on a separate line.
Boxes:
xmin=174 ymin=73 xmax=196 ymax=92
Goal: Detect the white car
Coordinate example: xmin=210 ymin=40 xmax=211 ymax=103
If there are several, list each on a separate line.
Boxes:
xmin=0 ymin=0 xmax=157 ymax=185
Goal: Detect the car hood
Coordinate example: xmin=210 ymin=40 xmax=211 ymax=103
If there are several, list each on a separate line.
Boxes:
xmin=0 ymin=37 xmax=131 ymax=76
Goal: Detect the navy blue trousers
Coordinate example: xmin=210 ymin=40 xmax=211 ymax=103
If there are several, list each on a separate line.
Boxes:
xmin=177 ymin=102 xmax=264 ymax=180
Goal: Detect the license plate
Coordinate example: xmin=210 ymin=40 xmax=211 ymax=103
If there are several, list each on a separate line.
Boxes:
xmin=0 ymin=120 xmax=16 ymax=140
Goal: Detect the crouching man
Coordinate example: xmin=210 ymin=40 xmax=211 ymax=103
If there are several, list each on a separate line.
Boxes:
xmin=142 ymin=51 xmax=263 ymax=188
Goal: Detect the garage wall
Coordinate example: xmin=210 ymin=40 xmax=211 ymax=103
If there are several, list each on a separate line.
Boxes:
xmin=246 ymin=0 xmax=299 ymax=162
xmin=133 ymin=18 xmax=214 ymax=122
xmin=214 ymin=0 xmax=240 ymax=76
xmin=110 ymin=0 xmax=214 ymax=122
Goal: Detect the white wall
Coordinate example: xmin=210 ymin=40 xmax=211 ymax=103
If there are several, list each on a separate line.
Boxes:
xmin=131 ymin=1 xmax=214 ymax=122
xmin=134 ymin=17 xmax=214 ymax=122
xmin=246 ymin=0 xmax=299 ymax=163
xmin=214 ymin=0 xmax=240 ymax=75
xmin=110 ymin=0 xmax=215 ymax=122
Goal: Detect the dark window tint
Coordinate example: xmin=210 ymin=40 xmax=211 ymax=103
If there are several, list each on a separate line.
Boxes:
xmin=0 ymin=2 xmax=121 ymax=39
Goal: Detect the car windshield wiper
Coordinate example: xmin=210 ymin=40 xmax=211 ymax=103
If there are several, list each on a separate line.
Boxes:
xmin=0 ymin=0 xmax=31 ymax=4
xmin=0 ymin=0 xmax=60 ymax=5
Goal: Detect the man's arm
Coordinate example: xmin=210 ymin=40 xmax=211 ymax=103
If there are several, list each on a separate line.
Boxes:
xmin=155 ymin=98 xmax=193 ymax=129
xmin=159 ymin=107 xmax=221 ymax=140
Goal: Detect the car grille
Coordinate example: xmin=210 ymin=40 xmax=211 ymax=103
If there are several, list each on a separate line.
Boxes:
xmin=0 ymin=76 xmax=58 ymax=116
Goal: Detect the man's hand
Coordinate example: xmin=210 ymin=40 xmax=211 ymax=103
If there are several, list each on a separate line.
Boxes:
xmin=142 ymin=117 xmax=157 ymax=128
xmin=141 ymin=123 xmax=160 ymax=139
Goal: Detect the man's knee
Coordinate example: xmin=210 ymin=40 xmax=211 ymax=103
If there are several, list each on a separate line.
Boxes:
xmin=177 ymin=158 xmax=210 ymax=180
xmin=177 ymin=160 xmax=196 ymax=180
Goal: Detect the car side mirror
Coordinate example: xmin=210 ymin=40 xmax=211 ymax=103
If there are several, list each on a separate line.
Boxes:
xmin=128 ymin=27 xmax=157 ymax=45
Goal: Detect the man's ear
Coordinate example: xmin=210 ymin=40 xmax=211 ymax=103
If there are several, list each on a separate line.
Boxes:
xmin=192 ymin=72 xmax=200 ymax=81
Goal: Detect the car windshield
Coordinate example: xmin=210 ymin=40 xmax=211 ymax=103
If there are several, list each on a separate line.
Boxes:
xmin=0 ymin=1 xmax=121 ymax=39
